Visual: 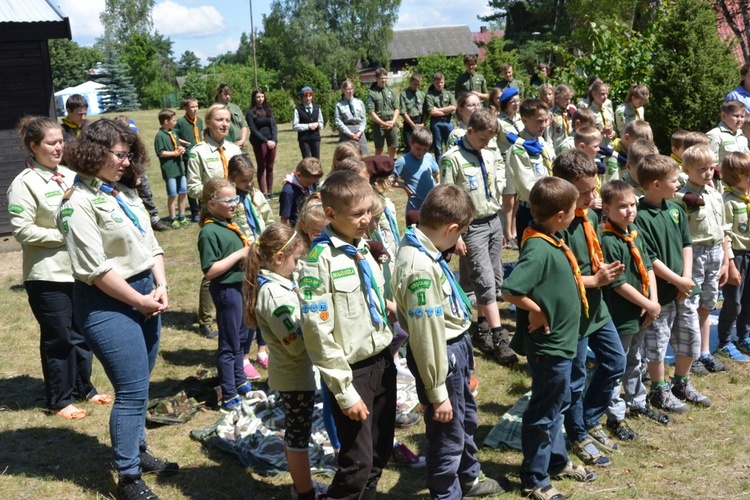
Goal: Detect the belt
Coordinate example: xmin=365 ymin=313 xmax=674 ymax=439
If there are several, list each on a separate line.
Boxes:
xmin=434 ymin=116 xmax=452 ymax=122
xmin=471 ymin=213 xmax=498 ymax=226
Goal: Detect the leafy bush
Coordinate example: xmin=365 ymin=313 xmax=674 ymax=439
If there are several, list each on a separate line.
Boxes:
xmin=411 ymin=53 xmax=465 ymax=92
xmin=180 ymin=73 xmax=211 ymax=107
xmin=266 ymin=88 xmax=295 ymax=123
xmin=140 ymin=80 xmax=178 ymax=109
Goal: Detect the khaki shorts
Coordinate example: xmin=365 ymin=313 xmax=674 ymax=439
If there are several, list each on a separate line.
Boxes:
xmin=373 ymin=120 xmax=399 ymax=149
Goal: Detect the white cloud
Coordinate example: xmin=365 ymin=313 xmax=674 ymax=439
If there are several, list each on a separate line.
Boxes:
xmin=215 ymin=38 xmax=239 ymax=55
xmin=56 ymin=0 xmax=105 ymax=39
xmin=153 ymin=1 xmax=225 ymax=37
xmin=396 ymin=0 xmax=493 ymax=30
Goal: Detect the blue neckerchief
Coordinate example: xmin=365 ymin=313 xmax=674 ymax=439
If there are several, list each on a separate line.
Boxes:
xmin=456 ymin=137 xmax=492 ymax=201
xmin=242 ymin=191 xmax=262 ymax=237
xmin=598 ymin=145 xmax=628 ymax=166
xmin=402 ymin=227 xmax=471 ymax=322
xmin=382 ymin=204 xmax=400 ymax=241
xmin=312 ymin=232 xmax=384 ymax=325
xmin=257 ymin=274 xmax=271 ymax=289
xmin=505 ymin=132 xmax=544 ymax=156
xmin=79 ymin=175 xmax=145 ymax=234
xmin=594 ymin=157 xmax=607 ymax=175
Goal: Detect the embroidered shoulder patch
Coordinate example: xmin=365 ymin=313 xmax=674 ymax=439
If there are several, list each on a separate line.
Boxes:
xmin=307 ymin=244 xmax=325 ymax=262
xmin=407 ymin=278 xmax=432 ymax=293
xmin=299 ymin=276 xmax=323 ymax=289
xmin=8 ymin=204 xmax=24 ymax=214
xmin=273 ymin=305 xmax=294 ymax=317
xmin=60 ymin=208 xmax=74 ymax=218
xmin=669 ymin=208 xmax=680 ymax=224
xmin=331 ymin=267 xmax=355 ymax=280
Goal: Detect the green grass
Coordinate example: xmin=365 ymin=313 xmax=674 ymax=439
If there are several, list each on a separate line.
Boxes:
xmin=2 ymin=108 xmax=750 ymax=498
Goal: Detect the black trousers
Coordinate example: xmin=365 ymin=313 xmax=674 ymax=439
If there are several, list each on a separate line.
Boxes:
xmin=325 ymin=349 xmax=397 ymax=499
xmin=25 ymin=280 xmax=95 ymax=410
xmin=299 ymin=139 xmax=321 ymax=160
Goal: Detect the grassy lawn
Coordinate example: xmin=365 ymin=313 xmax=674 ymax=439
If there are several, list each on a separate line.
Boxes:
xmin=1 ymin=108 xmax=750 ymax=498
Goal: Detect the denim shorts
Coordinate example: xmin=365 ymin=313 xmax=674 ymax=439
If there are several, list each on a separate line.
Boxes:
xmin=165 ymin=175 xmax=187 ymax=197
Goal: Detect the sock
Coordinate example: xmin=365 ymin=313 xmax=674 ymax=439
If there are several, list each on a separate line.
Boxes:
xmin=652 ymin=379 xmax=667 ymax=389
xmin=700 ymin=351 xmax=710 ymax=358
xmin=490 ymin=326 xmax=505 ymax=335
xmin=674 ymin=375 xmax=688 ymax=383
xmin=243 ymin=358 xmax=250 ymax=366
xmin=257 ymin=351 xmax=269 ymax=361
xmin=477 ymin=316 xmax=486 ymax=325
xmin=178 ymin=213 xmax=185 ymax=221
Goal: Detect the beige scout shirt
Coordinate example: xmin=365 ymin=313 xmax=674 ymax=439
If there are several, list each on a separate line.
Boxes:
xmin=676 ymin=180 xmax=727 ymax=246
xmin=57 ymin=174 xmax=163 ymax=285
xmin=8 ymin=161 xmax=74 ymax=282
xmin=255 ymin=269 xmax=317 ymax=392
xmin=186 ymin=135 xmax=242 ymax=199
xmin=590 ymin=101 xmax=616 ymax=147
xmin=723 ymin=186 xmax=750 ymax=252
xmin=707 ymin=122 xmax=750 ymax=166
xmin=377 ymin=195 xmax=400 ymax=260
xmin=440 ymin=141 xmax=505 ymax=219
xmin=298 ymin=226 xmax=391 ymax=409
xmin=506 ymin=130 xmax=555 ymax=203
xmin=235 ymin=188 xmax=274 ymax=243
xmin=392 ymin=228 xmax=468 ymax=404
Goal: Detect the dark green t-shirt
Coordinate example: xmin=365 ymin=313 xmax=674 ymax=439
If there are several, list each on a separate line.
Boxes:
xmin=503 ymin=226 xmax=581 ymax=359
xmin=634 ymin=199 xmax=698 ymax=306
xmin=198 ymin=218 xmax=245 ymax=284
xmin=174 ymin=115 xmax=204 ymax=149
xmin=601 ymin=223 xmax=653 ymax=336
xmin=561 ymin=210 xmax=611 ymax=338
xmin=154 ymin=129 xmax=185 ymax=180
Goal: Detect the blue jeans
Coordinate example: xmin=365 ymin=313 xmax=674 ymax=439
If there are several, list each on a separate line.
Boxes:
xmin=73 ymin=271 xmax=160 ymax=476
xmin=430 ymin=120 xmax=454 ymax=162
xmin=564 ymin=320 xmax=625 ymax=441
xmin=209 ymin=281 xmax=249 ymax=399
xmin=521 ymin=354 xmax=571 ymax=490
xmin=408 ymin=334 xmax=480 ymax=500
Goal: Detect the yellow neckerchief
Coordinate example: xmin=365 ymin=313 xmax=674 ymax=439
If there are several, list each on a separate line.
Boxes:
xmin=184 ymin=114 xmax=202 ymax=143
xmin=670 ymin=153 xmax=683 ymax=166
xmin=62 ymin=117 xmax=83 ymax=137
xmin=574 ymin=208 xmax=603 ymax=273
xmin=166 ymin=129 xmax=179 ymax=153
xmin=602 ymin=220 xmax=649 ymax=296
xmin=204 ymin=217 xmax=250 ymax=247
xmin=521 ymin=226 xmax=589 ymax=318
xmin=726 ymin=186 xmax=750 ymax=206
xmin=216 ymin=144 xmax=228 ymax=178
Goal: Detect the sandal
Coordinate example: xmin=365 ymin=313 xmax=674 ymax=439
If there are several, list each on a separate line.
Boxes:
xmin=522 ymin=484 xmax=566 ymax=500
xmin=552 ymin=461 xmax=597 ymax=482
xmin=587 ymin=424 xmax=619 ymax=452
xmin=55 ymin=404 xmax=87 ymax=420
xmin=571 ymin=438 xmax=612 ymax=467
xmin=89 ymin=393 xmax=114 ymax=405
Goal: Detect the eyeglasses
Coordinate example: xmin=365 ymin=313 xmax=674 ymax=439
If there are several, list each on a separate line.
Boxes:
xmin=212 ymin=195 xmax=240 ymax=205
xmin=464 ymin=103 xmax=481 ymax=109
xmin=110 ymin=151 xmax=134 ymax=161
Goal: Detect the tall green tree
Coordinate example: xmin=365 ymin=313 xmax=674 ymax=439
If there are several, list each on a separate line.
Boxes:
xmin=48 ymin=39 xmax=104 ymax=90
xmin=97 ymin=62 xmax=141 ymax=112
xmin=178 ymin=51 xmax=202 ymax=75
xmin=96 ymin=0 xmax=155 ymax=59
xmin=648 ymin=0 xmax=739 ymax=151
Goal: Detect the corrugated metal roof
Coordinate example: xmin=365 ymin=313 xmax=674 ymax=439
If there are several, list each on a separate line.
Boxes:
xmin=388 ymin=26 xmax=479 ymax=61
xmin=0 ymin=0 xmax=66 ymax=24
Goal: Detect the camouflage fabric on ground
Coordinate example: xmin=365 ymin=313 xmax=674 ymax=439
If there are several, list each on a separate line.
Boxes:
xmin=147 ymin=391 xmax=201 ymax=425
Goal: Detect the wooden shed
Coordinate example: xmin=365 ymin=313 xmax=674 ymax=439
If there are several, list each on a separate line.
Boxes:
xmin=0 ymin=0 xmax=71 ymax=235
xmin=387 ymin=26 xmax=479 ymax=73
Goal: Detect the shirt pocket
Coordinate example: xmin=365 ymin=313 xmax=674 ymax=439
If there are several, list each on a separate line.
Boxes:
xmin=331 ymin=274 xmax=364 ymax=319
xmin=461 ymin=166 xmax=480 ymax=191
xmin=92 ymin=203 xmax=121 ymax=231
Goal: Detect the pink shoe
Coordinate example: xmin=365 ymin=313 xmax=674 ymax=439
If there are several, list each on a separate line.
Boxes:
xmin=256 ymin=354 xmax=269 ymax=369
xmin=244 ymin=362 xmax=261 ymax=380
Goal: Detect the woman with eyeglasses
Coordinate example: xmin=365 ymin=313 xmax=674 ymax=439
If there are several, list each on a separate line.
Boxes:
xmin=447 ymin=91 xmax=483 ymax=145
xmin=57 ymin=119 xmax=177 ymax=500
xmin=8 ymin=116 xmax=112 ymax=422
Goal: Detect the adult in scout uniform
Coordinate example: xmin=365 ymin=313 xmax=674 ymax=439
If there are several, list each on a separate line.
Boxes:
xmin=8 ymin=116 xmax=111 ymax=421
xmin=334 ymin=79 xmax=369 ymax=155
xmin=367 ymin=67 xmax=400 ymax=158
xmin=400 ymin=72 xmax=426 ymax=154
xmin=187 ymin=103 xmax=242 ymax=339
xmin=215 ymin=83 xmax=249 ymax=149
xmin=57 ymin=119 xmax=176 ymax=500
xmin=455 ymin=53 xmax=489 ymax=102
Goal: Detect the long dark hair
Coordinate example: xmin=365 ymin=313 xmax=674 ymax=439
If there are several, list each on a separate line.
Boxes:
xmin=248 ymin=88 xmax=272 ymax=119
xmin=63 ymin=119 xmax=147 ymax=177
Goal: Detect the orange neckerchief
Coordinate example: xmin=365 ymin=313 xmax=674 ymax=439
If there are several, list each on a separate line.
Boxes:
xmin=602 ymin=220 xmax=649 ymax=296
xmin=575 ymin=208 xmax=603 ymax=273
xmin=204 ymin=218 xmax=250 ymax=247
xmin=522 ymin=227 xmax=589 ymax=318
xmin=185 ymin=114 xmax=202 ymax=143
xmin=166 ymin=130 xmax=179 ymax=153
xmin=561 ymin=111 xmax=570 ymax=136
xmin=600 ymin=108 xmax=608 ymax=127
xmin=217 ymin=144 xmax=228 ymax=178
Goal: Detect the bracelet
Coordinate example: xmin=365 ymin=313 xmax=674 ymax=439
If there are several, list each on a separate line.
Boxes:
xmin=155 ymin=283 xmax=170 ymax=292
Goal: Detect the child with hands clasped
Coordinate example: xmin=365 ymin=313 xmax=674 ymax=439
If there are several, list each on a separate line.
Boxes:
xmin=634 ymin=155 xmax=711 ymax=414
xmin=197 ymin=178 xmax=253 ymax=413
xmin=393 ymin=185 xmax=507 ymax=499
xmin=717 ymin=152 xmax=750 ymax=361
xmin=502 ymin=177 xmax=598 ymax=500
xmin=600 ymin=180 xmax=662 ymax=440
xmin=243 ymin=223 xmax=325 ymax=500
xmin=297 ymin=171 xmax=396 ymax=499
xmin=676 ymin=146 xmax=731 ymax=374
xmin=154 ymin=109 xmax=188 ymax=229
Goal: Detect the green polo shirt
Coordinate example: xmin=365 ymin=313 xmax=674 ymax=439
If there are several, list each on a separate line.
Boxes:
xmin=634 ymin=199 xmax=696 ymax=306
xmin=174 ymin=115 xmax=204 ymax=150
xmin=197 ymin=218 xmax=246 ymax=284
xmin=455 ymin=71 xmax=488 ymax=96
xmin=424 ymin=87 xmax=457 ymax=124
xmin=561 ymin=210 xmax=611 ymax=338
xmin=399 ymin=88 xmax=426 ymax=120
xmin=154 ymin=129 xmax=184 ymax=180
xmin=503 ymin=224 xmax=581 ymax=359
xmin=601 ymin=223 xmax=654 ymax=336
xmin=366 ymin=83 xmax=399 ymax=120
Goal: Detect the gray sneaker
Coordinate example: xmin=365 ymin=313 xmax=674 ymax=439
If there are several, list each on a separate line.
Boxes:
xmin=647 ymin=383 xmax=690 ymax=414
xmin=671 ymin=376 xmax=712 ymax=407
xmin=700 ymin=353 xmax=730 ymax=373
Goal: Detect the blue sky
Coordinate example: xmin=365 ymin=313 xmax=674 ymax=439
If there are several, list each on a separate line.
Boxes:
xmin=55 ymin=0 xmax=495 ymax=65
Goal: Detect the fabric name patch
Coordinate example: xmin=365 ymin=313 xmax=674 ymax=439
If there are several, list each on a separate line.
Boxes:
xmin=60 ymin=208 xmax=74 ymax=218
xmin=207 ymin=157 xmax=219 ymax=163
xmin=273 ymin=305 xmax=294 ymax=317
xmin=299 ymin=276 xmax=323 ymax=289
xmin=407 ymin=278 xmax=432 ymax=293
xmin=8 ymin=204 xmax=24 ymax=214
xmin=45 ymin=191 xmax=62 ymax=198
xmin=733 ymin=206 xmax=747 ymax=215
xmin=92 ymin=197 xmax=107 ymax=205
xmin=331 ymin=268 xmax=355 ymax=280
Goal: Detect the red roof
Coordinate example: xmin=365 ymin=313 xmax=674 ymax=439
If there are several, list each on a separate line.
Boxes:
xmin=472 ymin=27 xmax=504 ymax=60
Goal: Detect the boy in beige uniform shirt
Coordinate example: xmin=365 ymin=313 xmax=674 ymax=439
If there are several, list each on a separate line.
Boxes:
xmin=298 ymin=171 xmax=395 ymax=500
